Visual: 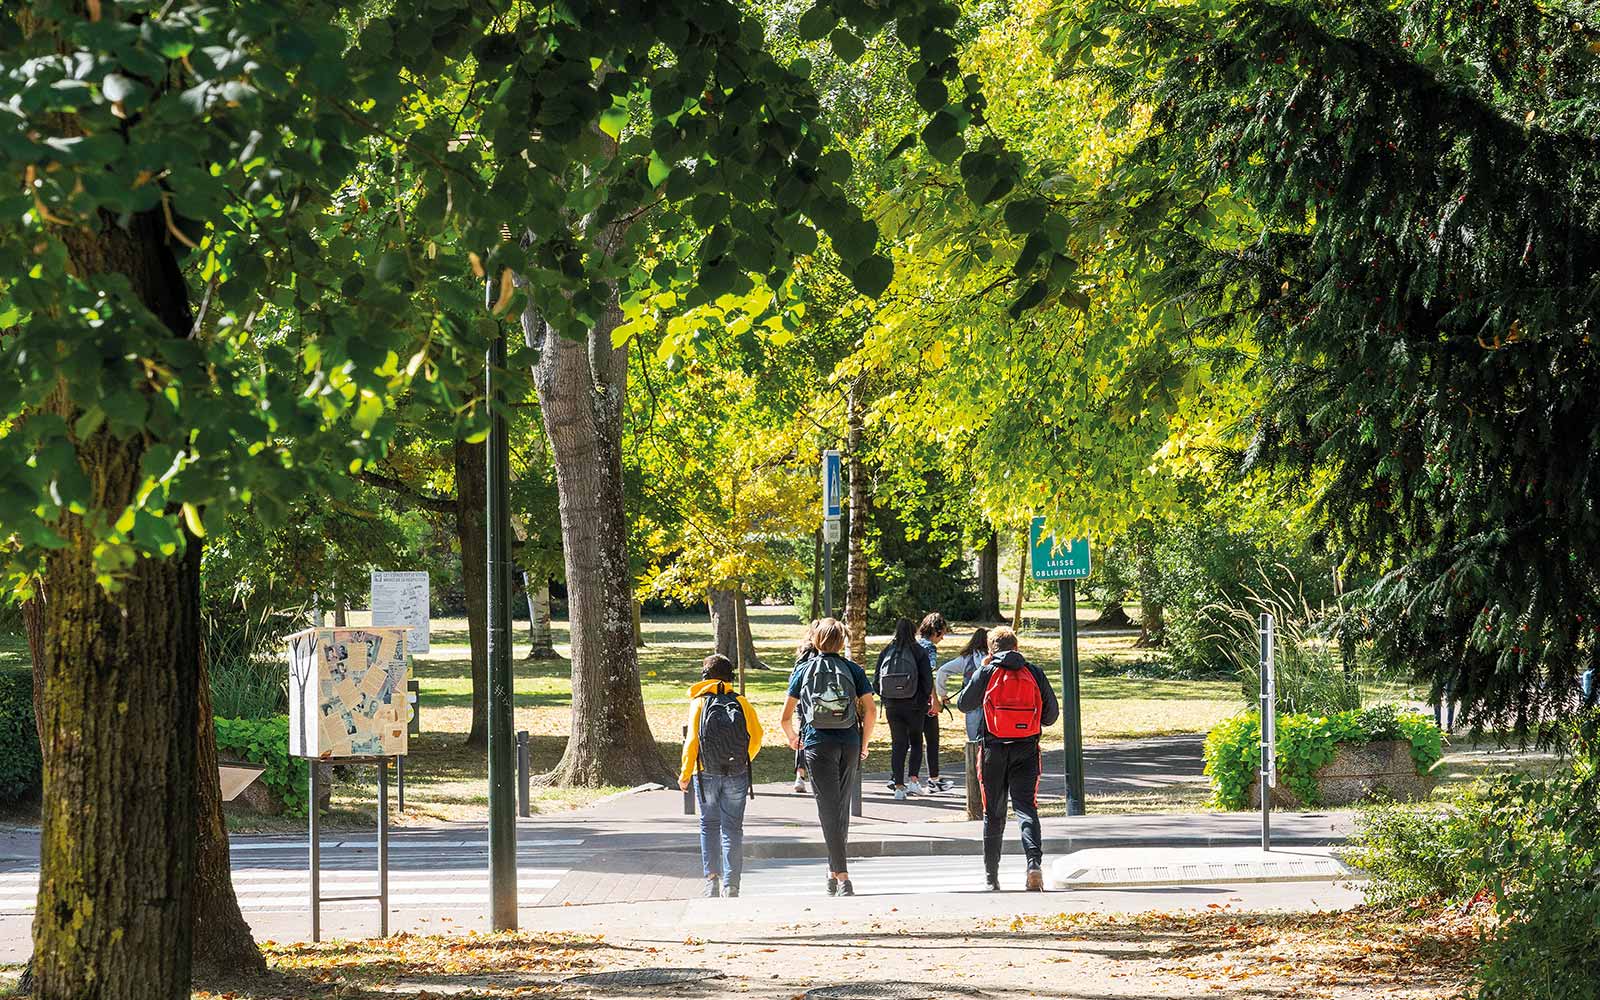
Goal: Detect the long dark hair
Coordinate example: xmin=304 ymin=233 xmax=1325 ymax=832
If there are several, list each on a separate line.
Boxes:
xmin=891 ymin=616 xmax=916 ymax=650
xmin=958 ymin=627 xmax=990 ymax=660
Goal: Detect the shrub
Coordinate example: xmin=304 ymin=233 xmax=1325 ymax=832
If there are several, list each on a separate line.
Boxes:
xmin=214 ymin=716 xmax=309 ymax=817
xmin=210 ymin=655 xmax=287 ymax=721
xmin=1342 ymin=789 xmax=1488 ymax=907
xmin=1203 ymin=705 xmax=1444 ymax=809
xmin=0 ymin=667 xmax=40 ymax=804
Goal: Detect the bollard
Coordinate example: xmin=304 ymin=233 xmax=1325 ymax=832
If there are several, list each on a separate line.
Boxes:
xmin=681 ymin=725 xmax=695 ymax=815
xmin=964 ymin=741 xmax=982 ymax=821
xmin=516 ymin=730 xmax=530 ymax=819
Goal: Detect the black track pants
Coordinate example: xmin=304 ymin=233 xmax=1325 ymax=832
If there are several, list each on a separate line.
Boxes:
xmin=804 ymin=734 xmax=860 ymax=873
xmin=885 ymin=701 xmax=924 ymax=785
xmin=979 ymin=738 xmax=1043 ymax=874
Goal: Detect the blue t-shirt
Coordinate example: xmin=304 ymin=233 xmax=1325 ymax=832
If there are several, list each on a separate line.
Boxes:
xmin=788 ymin=654 xmax=873 ymax=748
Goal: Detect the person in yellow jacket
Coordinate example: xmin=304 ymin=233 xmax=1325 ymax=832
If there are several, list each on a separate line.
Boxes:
xmin=679 ymin=654 xmax=763 ymax=897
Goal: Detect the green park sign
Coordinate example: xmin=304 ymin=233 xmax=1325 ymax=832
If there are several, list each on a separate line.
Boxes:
xmin=1029 ymin=517 xmax=1091 ymax=581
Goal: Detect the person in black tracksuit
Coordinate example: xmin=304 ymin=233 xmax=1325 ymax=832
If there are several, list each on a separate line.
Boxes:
xmin=874 ymin=617 xmax=934 ymax=797
xmin=956 ymin=628 xmax=1059 ymax=891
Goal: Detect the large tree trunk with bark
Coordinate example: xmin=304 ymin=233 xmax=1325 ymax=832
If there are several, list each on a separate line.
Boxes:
xmin=191 ymin=600 xmax=265 ymax=979
xmin=455 ymin=440 xmax=490 ymax=749
xmin=843 ymin=388 xmax=870 ymax=661
xmin=977 ymin=530 xmax=1001 ymax=622
xmin=709 ymin=588 xmax=768 ymax=672
xmin=29 ymin=170 xmax=201 ymax=996
xmin=523 ymin=571 xmax=560 ymax=660
xmin=525 ymin=302 xmax=671 ymax=787
xmin=35 ymin=524 xmax=201 ymax=1000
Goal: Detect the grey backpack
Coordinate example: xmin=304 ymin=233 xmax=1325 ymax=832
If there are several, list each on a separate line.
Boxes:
xmin=801 ymin=655 xmax=859 ymax=730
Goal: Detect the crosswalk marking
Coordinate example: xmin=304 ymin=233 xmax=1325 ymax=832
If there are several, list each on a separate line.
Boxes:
xmin=737 ymin=855 xmax=1041 ymax=898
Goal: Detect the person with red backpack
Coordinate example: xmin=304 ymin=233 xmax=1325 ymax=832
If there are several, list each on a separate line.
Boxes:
xmin=679 ymin=654 xmax=764 ymax=897
xmin=955 ymin=626 xmax=1058 ymax=891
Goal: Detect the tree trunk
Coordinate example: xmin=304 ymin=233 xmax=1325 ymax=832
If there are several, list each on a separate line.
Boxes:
xmin=632 ymin=597 xmax=645 ymax=648
xmin=977 ymin=529 xmax=1001 ymax=622
xmin=710 ymin=588 xmax=767 ymax=671
xmin=525 ymin=302 xmax=671 ymax=787
xmin=734 ymin=591 xmax=767 ymax=670
xmin=709 ymin=587 xmax=739 ymax=662
xmin=333 ymin=602 xmax=347 ymax=627
xmin=455 ymin=439 xmax=489 ymax=749
xmin=1092 ymin=603 xmax=1133 ymax=628
xmin=810 ymin=530 xmax=822 ymax=622
xmin=191 ymin=609 xmax=265 ymax=979
xmin=1011 ymin=531 xmax=1028 ymax=631
xmin=1132 ymin=527 xmax=1165 ymax=648
xmin=843 ymin=388 xmax=869 ymax=661
xmin=36 ymin=524 xmax=201 ymax=1000
xmin=523 ymin=572 xmax=560 ymax=660
xmin=30 ymin=155 xmax=201 ymax=997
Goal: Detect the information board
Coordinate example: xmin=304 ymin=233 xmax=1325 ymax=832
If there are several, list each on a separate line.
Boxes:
xmin=371 ymin=571 xmax=430 ymax=654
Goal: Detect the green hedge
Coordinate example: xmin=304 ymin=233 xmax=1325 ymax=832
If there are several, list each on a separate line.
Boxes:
xmin=1203 ymin=705 xmax=1443 ymax=809
xmin=214 ymin=716 xmax=308 ymax=817
xmin=0 ymin=668 xmax=40 ymax=804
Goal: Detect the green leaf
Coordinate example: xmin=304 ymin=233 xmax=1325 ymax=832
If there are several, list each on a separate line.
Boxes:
xmin=829 ymin=27 xmax=865 ymax=64
xmin=599 ymin=103 xmax=628 ymax=140
xmin=1007 ymin=279 xmax=1049 ymax=319
xmin=797 ymin=5 xmax=836 ymax=42
xmin=1004 ymin=197 xmax=1049 ymax=235
xmin=914 ymin=77 xmax=947 ymax=113
xmin=647 ymin=150 xmax=672 ymax=188
xmin=850 ymin=254 xmax=894 ymax=299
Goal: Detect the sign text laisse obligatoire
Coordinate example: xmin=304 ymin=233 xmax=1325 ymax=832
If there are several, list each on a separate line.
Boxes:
xmin=1028 ymin=517 xmax=1091 ymax=581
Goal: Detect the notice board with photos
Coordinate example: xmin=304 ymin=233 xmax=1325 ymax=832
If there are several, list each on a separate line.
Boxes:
xmin=286 ymin=626 xmax=410 ymax=759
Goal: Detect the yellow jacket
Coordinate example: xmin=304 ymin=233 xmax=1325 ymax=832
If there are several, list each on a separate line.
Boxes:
xmin=679 ymin=680 xmax=763 ymax=786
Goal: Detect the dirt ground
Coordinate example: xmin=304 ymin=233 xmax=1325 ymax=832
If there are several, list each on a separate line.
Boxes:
xmin=170 ymin=904 xmax=1478 ymax=1000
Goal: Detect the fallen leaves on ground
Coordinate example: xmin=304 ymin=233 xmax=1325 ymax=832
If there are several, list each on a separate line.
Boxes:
xmin=996 ymin=906 xmax=1481 ymax=999
xmin=192 ymin=930 xmax=601 ymax=999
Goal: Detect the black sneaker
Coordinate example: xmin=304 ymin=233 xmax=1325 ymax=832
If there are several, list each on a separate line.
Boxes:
xmin=826 ymin=877 xmax=839 ymax=896
xmin=838 ymin=879 xmax=855 ymax=896
xmin=985 ymin=872 xmax=1002 ymax=892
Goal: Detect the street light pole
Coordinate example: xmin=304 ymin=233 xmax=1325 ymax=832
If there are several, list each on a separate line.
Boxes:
xmin=486 ymin=301 xmax=517 ymax=929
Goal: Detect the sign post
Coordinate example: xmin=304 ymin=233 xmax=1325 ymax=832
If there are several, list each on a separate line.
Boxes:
xmin=485 ymin=317 xmax=517 ymax=930
xmin=1259 ymin=612 xmax=1276 ymax=851
xmin=1028 ymin=518 xmax=1091 ymax=817
xmin=821 ymin=449 xmax=842 ymax=618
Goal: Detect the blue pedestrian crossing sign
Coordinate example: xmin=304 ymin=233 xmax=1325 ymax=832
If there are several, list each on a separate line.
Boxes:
xmin=822 ymin=450 xmax=843 ymax=519
xmin=1029 ymin=517 xmax=1091 ymax=580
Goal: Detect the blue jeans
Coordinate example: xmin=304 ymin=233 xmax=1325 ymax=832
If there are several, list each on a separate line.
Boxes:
xmin=695 ymin=772 xmax=748 ymax=884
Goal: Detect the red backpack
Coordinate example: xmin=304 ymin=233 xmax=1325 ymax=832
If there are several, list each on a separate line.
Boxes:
xmin=982 ymin=664 xmax=1043 ymax=738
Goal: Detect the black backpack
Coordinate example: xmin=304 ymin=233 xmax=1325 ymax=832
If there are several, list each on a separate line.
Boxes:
xmin=877 ymin=643 xmax=919 ymax=701
xmin=697 ymin=687 xmax=752 ymax=798
xmin=800 ymin=654 xmax=859 ymax=730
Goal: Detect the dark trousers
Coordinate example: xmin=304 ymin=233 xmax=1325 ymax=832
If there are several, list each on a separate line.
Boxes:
xmin=885 ymin=701 xmax=925 ymax=785
xmin=979 ymin=739 xmax=1043 ymax=874
xmin=922 ymin=712 xmax=941 ymax=778
xmin=804 ymin=733 xmax=860 ymax=873
xmin=795 ymin=745 xmax=807 ymax=774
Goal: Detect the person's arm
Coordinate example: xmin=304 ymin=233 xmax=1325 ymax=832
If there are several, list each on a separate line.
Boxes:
xmin=934 ymin=658 xmax=960 ymax=702
xmin=740 ymin=695 xmax=764 ymax=762
xmin=956 ymin=664 xmax=989 ymax=714
xmin=858 ymin=693 xmax=876 ymax=758
xmin=780 ymin=696 xmax=802 ymax=751
xmin=678 ymin=698 xmax=703 ymax=790
xmin=1035 ymin=664 xmax=1060 ymax=728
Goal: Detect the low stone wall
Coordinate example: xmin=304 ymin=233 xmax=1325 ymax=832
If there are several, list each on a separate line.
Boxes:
xmin=1252 ymin=739 xmax=1435 ymax=809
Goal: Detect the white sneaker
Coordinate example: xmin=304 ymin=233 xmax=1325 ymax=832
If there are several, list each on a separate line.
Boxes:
xmin=893 ymin=786 xmax=908 ymax=801
xmin=907 ymin=778 xmax=924 ymax=796
xmin=924 ymin=778 xmax=942 ymax=794
xmin=793 ymin=777 xmax=808 ymax=794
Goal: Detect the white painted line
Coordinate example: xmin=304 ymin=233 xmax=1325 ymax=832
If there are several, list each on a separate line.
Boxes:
xmin=0 ymin=882 xmax=563 ymax=913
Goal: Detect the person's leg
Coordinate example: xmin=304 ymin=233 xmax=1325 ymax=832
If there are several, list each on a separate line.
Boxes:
xmin=835 ymin=732 xmax=860 ymax=886
xmin=923 ymin=713 xmax=941 ymax=780
xmin=906 ymin=707 xmax=924 ymax=784
xmin=1009 ymin=744 xmax=1044 ymax=886
xmin=721 ymin=774 xmax=748 ymax=893
xmin=979 ymin=743 xmax=1009 ymax=879
xmin=807 ymin=742 xmax=849 ymax=876
xmin=696 ymin=774 xmax=722 ymax=883
xmin=887 ymin=705 xmax=910 ymax=786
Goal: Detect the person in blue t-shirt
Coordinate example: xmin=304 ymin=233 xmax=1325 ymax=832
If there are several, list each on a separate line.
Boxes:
xmin=781 ymin=617 xmax=876 ymax=896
